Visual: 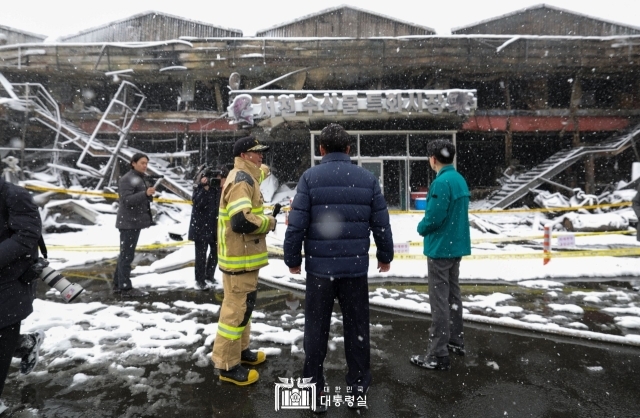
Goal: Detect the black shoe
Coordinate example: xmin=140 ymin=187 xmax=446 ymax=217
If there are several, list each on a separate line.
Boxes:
xmin=313 ymin=392 xmax=328 ymax=414
xmin=120 ymin=288 xmax=149 ymax=298
xmin=195 ymin=282 xmax=210 ymax=291
xmin=218 ymin=364 xmax=259 ymax=386
xmin=447 ymin=343 xmax=466 ymax=356
xmin=240 ymin=349 xmax=266 ymax=365
xmin=410 ymin=354 xmax=450 ymax=371
xmin=21 ymin=330 xmax=45 ymax=375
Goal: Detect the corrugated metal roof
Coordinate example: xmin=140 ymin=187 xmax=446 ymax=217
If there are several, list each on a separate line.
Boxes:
xmin=0 ymin=23 xmax=47 ymax=44
xmin=452 ymin=3 xmax=640 ymax=35
xmin=256 ymin=4 xmax=435 ymax=37
xmin=59 ymin=10 xmax=242 ymax=42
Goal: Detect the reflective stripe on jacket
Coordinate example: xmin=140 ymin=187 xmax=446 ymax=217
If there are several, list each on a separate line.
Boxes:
xmin=217 ymin=157 xmax=275 ymax=273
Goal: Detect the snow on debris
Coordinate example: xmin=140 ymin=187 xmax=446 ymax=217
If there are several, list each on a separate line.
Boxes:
xmin=570 ymin=289 xmax=632 ymax=302
xmin=253 ymin=328 xmax=304 ymax=345
xmin=517 ymin=280 xmax=564 ymax=289
xmin=466 ymin=293 xmax=514 ymax=310
xmin=602 ymin=306 xmax=640 ymax=316
xmin=173 ymin=300 xmax=220 ymax=314
xmin=548 ymin=304 xmax=584 ymax=314
xmin=521 ymin=314 xmax=548 ymax=323
xmin=614 ymin=316 xmax=640 ymax=329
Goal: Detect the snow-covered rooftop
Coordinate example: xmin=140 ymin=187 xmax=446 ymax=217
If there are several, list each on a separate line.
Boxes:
xmin=255 ymin=4 xmax=435 ymax=36
xmin=57 ymin=10 xmax=242 ymax=42
xmin=452 ymin=3 xmax=640 ymax=34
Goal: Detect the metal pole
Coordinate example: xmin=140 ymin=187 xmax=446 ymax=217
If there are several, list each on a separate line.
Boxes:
xmin=19 ymin=85 xmax=29 ymax=181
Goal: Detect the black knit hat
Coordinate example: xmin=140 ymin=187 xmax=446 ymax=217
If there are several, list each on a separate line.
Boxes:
xmin=233 ymin=136 xmax=270 ymax=157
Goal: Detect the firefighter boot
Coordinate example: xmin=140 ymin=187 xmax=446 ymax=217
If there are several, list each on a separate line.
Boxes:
xmin=240 ymin=348 xmax=266 ymax=365
xmin=219 ymin=364 xmax=259 ymax=386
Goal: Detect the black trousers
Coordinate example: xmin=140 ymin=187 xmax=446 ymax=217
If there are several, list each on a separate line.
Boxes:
xmin=194 ymin=240 xmax=217 ymax=284
xmin=113 ymin=229 xmax=141 ymax=290
xmin=303 ymin=273 xmax=371 ymax=395
xmin=0 ymin=322 xmax=20 ymax=398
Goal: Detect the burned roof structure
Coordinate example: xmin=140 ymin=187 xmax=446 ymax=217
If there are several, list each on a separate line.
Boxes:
xmin=452 ymin=3 xmax=640 ymax=36
xmin=256 ymin=5 xmax=434 ymax=37
xmin=0 ymin=24 xmax=47 ymax=45
xmin=0 ymin=5 xmax=639 ymax=208
xmin=58 ymin=11 xmax=242 ymax=43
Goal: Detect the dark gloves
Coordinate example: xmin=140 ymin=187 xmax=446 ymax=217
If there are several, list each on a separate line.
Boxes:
xmin=271 ymin=203 xmax=282 ymax=232
xmin=272 ymin=203 xmax=282 ymax=217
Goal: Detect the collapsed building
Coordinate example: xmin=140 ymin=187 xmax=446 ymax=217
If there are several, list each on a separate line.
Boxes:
xmin=0 ymin=4 xmax=639 ymax=208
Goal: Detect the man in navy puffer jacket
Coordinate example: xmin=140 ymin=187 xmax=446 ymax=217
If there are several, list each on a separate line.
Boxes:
xmin=284 ymin=123 xmax=393 ymax=411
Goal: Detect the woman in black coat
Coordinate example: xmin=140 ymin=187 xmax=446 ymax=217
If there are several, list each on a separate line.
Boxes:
xmin=188 ymin=165 xmax=229 ymax=290
xmin=113 ymin=153 xmax=155 ymax=297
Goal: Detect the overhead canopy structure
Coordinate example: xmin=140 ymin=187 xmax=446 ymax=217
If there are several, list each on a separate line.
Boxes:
xmin=0 ymin=4 xmax=639 ymax=204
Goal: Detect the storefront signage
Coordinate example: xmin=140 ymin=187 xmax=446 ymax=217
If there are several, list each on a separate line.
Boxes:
xmin=228 ymin=89 xmax=477 ymax=125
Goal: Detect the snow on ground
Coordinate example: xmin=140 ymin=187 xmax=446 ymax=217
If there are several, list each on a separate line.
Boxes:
xmin=17 ymin=187 xmax=640 ymax=378
xmin=261 ymin=261 xmax=640 ymax=346
xmin=20 ymin=299 xmax=212 ymax=367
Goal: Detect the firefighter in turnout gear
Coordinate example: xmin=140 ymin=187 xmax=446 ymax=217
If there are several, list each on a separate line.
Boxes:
xmin=212 ymin=136 xmax=277 ymax=386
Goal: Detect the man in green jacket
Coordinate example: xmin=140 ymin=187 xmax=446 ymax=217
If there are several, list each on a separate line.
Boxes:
xmin=410 ymin=139 xmax=470 ymax=372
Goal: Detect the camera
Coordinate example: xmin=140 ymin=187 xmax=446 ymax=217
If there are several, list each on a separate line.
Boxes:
xmin=23 ymin=258 xmax=85 ymax=303
xmin=200 ymin=166 xmax=223 ymax=188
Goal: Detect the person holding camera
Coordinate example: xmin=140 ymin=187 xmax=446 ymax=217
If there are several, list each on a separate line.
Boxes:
xmin=113 ymin=153 xmax=155 ymax=298
xmin=0 ymin=178 xmax=46 ymax=412
xmin=188 ymin=165 xmax=230 ymax=291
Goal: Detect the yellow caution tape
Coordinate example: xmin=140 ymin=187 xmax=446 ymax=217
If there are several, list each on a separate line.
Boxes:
xmin=470 ymin=230 xmax=635 ymax=244
xmin=370 ymin=230 xmax=635 ymax=248
xmin=24 ymin=184 xmax=629 ymax=214
xmin=24 ymin=184 xmax=191 ymax=205
xmin=268 ymin=245 xmax=285 ymax=256
xmin=24 ymin=184 xmax=291 ymax=210
xmin=391 ymin=201 xmax=631 ymax=215
xmin=386 ymin=247 xmax=640 ymax=260
xmin=470 ymin=202 xmax=631 ymax=214
xmin=539 ymin=247 xmax=640 ymax=258
xmin=466 ymin=247 xmax=640 ymax=260
xmin=269 ymin=243 xmax=640 ymax=261
xmin=25 ymin=184 xmax=119 ymax=198
xmin=47 ymin=240 xmax=193 ymax=252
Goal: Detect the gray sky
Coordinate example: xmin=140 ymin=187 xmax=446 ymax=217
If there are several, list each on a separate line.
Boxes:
xmin=1 ymin=0 xmax=639 ymax=40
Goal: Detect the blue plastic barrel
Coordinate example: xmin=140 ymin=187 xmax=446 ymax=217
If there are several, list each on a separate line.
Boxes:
xmin=415 ymin=198 xmax=426 ymax=210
